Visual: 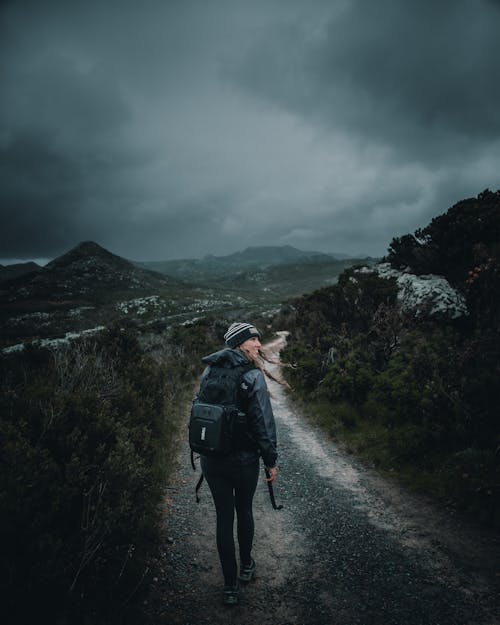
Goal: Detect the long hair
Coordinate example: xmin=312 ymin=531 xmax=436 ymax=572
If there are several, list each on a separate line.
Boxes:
xmin=236 ymin=344 xmax=291 ymax=389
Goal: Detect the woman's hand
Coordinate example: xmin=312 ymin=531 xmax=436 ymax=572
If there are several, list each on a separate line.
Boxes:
xmin=265 ymin=466 xmax=278 ymax=484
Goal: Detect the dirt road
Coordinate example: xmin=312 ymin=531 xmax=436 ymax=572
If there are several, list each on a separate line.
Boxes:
xmin=146 ymin=332 xmax=500 ymax=625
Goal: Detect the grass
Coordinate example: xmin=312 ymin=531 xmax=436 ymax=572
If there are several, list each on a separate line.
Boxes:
xmin=285 ymin=393 xmax=500 ymax=529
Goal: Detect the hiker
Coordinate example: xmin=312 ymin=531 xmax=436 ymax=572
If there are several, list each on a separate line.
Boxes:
xmin=197 ymin=322 xmax=278 ymax=606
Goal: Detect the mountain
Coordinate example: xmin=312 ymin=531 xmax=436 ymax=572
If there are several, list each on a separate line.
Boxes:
xmin=205 ymin=245 xmax=330 ymax=266
xmin=1 ymin=241 xmax=369 ymax=350
xmin=0 ymin=241 xmax=193 ymax=348
xmin=0 ymin=261 xmax=42 ymax=283
xmin=2 ymin=241 xmax=178 ymax=302
xmin=136 ymin=245 xmax=365 ymax=280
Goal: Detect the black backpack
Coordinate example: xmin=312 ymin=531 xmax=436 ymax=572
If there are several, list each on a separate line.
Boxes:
xmin=189 ymin=362 xmax=284 ymax=510
xmin=189 ymin=363 xmax=254 ymax=458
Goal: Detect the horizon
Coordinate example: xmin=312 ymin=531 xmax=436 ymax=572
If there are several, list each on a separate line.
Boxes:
xmin=0 ymin=241 xmax=375 ymax=268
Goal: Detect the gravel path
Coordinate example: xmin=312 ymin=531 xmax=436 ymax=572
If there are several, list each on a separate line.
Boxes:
xmin=145 ymin=332 xmax=500 ymax=625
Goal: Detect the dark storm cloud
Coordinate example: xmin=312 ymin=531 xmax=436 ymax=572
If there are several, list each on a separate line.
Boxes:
xmin=0 ymin=0 xmax=499 ymax=263
xmin=227 ymin=0 xmax=500 ymax=162
xmin=1 ymin=0 xmax=276 ymax=260
xmin=0 ymin=0 xmax=135 ymax=257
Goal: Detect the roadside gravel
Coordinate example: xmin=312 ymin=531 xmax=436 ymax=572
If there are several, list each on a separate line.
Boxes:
xmin=145 ymin=332 xmax=500 ymax=625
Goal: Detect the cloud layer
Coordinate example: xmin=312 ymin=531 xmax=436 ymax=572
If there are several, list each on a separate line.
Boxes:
xmin=1 ymin=0 xmax=499 ymax=262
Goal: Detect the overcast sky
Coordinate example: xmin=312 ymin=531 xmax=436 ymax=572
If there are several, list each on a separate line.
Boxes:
xmin=1 ymin=0 xmax=499 ymax=264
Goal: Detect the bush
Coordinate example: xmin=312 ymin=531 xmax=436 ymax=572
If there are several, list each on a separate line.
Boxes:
xmin=278 ymin=189 xmax=500 ymax=528
xmin=0 ymin=321 xmax=217 ymax=624
xmin=281 ymin=342 xmax=324 ymax=394
xmin=332 ymin=401 xmax=360 ymax=430
xmin=318 ymin=350 xmax=374 ymax=406
xmin=439 ymin=448 xmax=500 ymax=525
xmin=387 ymin=189 xmax=500 ymax=285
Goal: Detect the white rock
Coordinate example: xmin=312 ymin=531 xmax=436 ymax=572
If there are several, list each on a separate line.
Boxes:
xmin=356 ymin=263 xmax=468 ymax=319
xmin=2 ymin=326 xmax=107 ymax=354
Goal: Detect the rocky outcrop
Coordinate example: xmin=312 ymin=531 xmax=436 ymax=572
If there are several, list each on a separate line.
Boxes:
xmin=356 ymin=263 xmax=468 ymax=319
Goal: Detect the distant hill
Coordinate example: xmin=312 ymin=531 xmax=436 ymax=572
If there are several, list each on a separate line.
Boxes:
xmin=205 ymin=245 xmax=330 ymax=265
xmin=136 ymin=245 xmax=367 ymax=280
xmin=0 ymin=241 xmax=370 ymax=349
xmin=0 ymin=241 xmax=198 ymax=349
xmin=2 ymin=241 xmax=178 ymax=302
xmin=0 ymin=261 xmax=42 ymax=283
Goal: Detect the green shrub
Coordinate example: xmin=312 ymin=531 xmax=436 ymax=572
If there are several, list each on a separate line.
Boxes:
xmin=439 ymin=448 xmax=500 ymax=525
xmin=387 ymin=189 xmax=500 ymax=284
xmin=281 ymin=343 xmax=324 ymax=394
xmin=0 ymin=320 xmax=218 ymax=624
xmin=332 ymin=401 xmax=360 ymax=430
xmin=319 ymin=350 xmax=374 ymax=406
xmin=278 ymin=193 xmax=500 ymax=528
xmin=385 ymin=423 xmax=436 ymax=465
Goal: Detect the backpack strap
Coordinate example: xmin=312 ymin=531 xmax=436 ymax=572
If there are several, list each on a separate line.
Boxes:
xmin=264 ymin=467 xmax=283 ymax=510
xmin=195 ymin=473 xmax=204 ymax=503
xmin=191 ymin=449 xmax=204 ymax=503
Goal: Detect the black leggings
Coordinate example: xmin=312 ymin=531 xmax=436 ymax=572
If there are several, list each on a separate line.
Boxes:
xmin=201 ymin=457 xmax=260 ymax=586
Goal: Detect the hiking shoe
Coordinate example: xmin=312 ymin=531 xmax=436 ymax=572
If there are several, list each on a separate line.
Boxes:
xmin=223 ymin=583 xmax=240 ymax=606
xmin=238 ymin=558 xmax=256 ymax=583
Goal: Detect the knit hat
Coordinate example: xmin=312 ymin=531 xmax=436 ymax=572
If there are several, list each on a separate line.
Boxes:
xmin=224 ymin=322 xmax=262 ymax=348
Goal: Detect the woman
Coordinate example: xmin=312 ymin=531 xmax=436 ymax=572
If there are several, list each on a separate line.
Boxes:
xmin=199 ymin=322 xmax=278 ymax=606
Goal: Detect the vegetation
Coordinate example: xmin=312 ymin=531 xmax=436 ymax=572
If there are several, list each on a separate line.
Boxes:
xmin=1 ymin=244 xmax=366 ymax=350
xmin=2 ymin=193 xmax=499 ymax=624
xmin=277 ymin=190 xmax=500 ymax=528
xmin=0 ymin=319 xmax=219 ymax=624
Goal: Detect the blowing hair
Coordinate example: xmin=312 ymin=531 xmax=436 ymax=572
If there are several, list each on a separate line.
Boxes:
xmin=236 ymin=344 xmax=291 ymax=390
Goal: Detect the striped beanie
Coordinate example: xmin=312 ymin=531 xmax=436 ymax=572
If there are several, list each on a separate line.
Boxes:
xmin=224 ymin=322 xmax=262 ymax=348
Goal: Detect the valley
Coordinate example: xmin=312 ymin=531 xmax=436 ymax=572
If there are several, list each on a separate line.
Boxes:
xmin=0 ymin=242 xmax=371 ymax=350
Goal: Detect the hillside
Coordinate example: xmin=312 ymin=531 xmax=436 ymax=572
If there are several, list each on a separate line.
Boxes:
xmin=0 ymin=261 xmax=42 ymax=283
xmin=0 ymin=242 xmax=213 ymax=348
xmin=276 ymin=189 xmax=500 ymax=527
xmin=3 ymin=241 xmax=178 ymax=301
xmin=1 ymin=242 xmax=366 ymax=350
xmin=135 ymin=244 xmax=371 ymax=298
xmin=200 ymin=255 xmax=371 ymax=297
xmin=205 ymin=244 xmax=330 ymax=265
xmin=0 ymin=315 xmax=222 ymax=625
xmin=135 ymin=244 xmax=365 ymax=280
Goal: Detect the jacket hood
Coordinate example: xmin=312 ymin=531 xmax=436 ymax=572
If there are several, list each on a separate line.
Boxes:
xmin=201 ymin=347 xmax=250 ymax=367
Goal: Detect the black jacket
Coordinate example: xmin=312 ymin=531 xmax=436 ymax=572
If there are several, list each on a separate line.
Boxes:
xmin=199 ymin=348 xmax=277 ymax=468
